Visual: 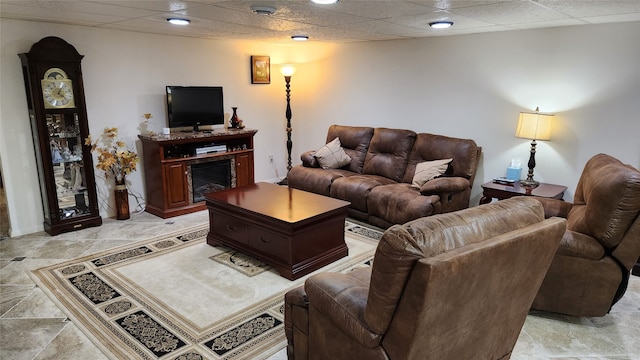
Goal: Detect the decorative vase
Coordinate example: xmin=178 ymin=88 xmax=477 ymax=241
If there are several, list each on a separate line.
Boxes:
xmin=114 ymin=178 xmax=130 ymax=220
xmin=230 ymin=107 xmax=240 ymax=129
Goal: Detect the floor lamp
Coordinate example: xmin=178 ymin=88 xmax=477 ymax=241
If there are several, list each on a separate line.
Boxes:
xmin=515 ymin=107 xmax=553 ymax=187
xmin=278 ymin=65 xmax=296 ymax=186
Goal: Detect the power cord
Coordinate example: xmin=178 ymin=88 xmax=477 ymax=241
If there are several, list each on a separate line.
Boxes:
xmin=271 ymin=157 xmax=280 ymax=180
xmin=127 ymin=186 xmax=146 ymax=215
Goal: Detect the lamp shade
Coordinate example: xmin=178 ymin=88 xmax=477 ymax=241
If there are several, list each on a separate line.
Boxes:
xmin=280 ymin=65 xmax=296 ymax=77
xmin=515 ymin=109 xmax=553 ymax=141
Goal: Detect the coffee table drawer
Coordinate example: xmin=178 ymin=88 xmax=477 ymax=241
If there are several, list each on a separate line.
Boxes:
xmin=249 ymin=228 xmax=288 ymax=261
xmin=211 ymin=213 xmax=248 ymax=244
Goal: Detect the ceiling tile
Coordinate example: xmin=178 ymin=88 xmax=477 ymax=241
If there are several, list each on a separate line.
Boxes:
xmin=536 ymin=0 xmax=640 ymax=18
xmin=1 ymin=0 xmax=638 ymax=43
xmin=449 ymin=1 xmax=570 ymax=25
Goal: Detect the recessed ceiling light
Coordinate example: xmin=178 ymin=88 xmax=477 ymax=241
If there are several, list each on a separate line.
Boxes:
xmin=167 ymin=18 xmax=190 ymax=25
xmin=250 ymin=5 xmax=276 ymax=15
xmin=311 ymin=0 xmax=339 ymax=4
xmin=291 ymin=35 xmax=309 ymax=41
xmin=429 ymin=21 xmax=453 ymax=29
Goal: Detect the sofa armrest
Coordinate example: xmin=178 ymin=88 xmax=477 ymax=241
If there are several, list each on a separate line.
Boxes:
xmin=301 ymin=150 xmax=319 ymax=168
xmin=419 ymin=176 xmax=469 ymax=195
xmin=533 ymin=197 xmax=572 ymax=219
xmin=304 ymin=268 xmax=382 ymax=348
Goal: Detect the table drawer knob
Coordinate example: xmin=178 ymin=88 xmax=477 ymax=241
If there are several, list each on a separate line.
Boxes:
xmin=259 ymin=236 xmax=269 ymax=244
xmin=226 ymin=224 xmax=237 ymax=232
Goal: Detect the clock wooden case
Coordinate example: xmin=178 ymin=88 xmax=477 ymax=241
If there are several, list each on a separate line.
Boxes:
xmin=19 ymin=36 xmax=102 ymax=235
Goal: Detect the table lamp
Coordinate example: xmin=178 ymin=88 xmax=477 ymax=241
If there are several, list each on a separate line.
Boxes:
xmin=515 ymin=107 xmax=553 ymax=186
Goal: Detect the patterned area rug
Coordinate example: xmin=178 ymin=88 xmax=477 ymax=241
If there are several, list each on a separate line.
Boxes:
xmin=31 ymin=221 xmax=382 ymax=360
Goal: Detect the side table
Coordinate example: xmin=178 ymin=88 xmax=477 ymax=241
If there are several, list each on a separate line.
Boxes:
xmin=480 ymin=181 xmax=567 ymax=205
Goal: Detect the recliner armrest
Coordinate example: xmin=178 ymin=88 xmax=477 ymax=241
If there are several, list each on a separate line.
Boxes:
xmin=304 ymin=268 xmax=383 ymax=348
xmin=285 ymin=286 xmax=310 ymax=360
xmin=301 ymin=150 xmax=319 ymax=167
xmin=533 ymin=197 xmax=572 ymax=219
xmin=556 ymin=230 xmax=605 ymax=260
xmin=419 ymin=176 xmax=469 ymax=195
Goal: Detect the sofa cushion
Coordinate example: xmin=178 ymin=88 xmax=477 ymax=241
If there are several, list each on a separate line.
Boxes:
xmin=362 ymin=128 xmax=416 ymax=182
xmin=330 ymin=175 xmax=396 ymax=212
xmin=314 ymin=137 xmax=352 ymax=169
xmin=368 ymin=183 xmax=441 ymax=225
xmin=288 ymin=166 xmax=355 ymax=197
xmin=411 ymin=159 xmax=452 ymax=188
xmin=326 ymin=125 xmax=374 ymax=173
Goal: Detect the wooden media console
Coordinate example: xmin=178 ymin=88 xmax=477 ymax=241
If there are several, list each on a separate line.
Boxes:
xmin=138 ymin=129 xmax=257 ymax=218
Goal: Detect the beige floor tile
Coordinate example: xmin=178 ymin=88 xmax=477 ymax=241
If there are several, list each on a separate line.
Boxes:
xmin=0 ymin=285 xmax=35 ymax=315
xmin=1 ymin=286 xmax=66 ymax=319
xmin=0 ymin=318 xmax=67 ymax=360
xmin=521 ymin=311 xmax=627 ymax=357
xmin=34 ymin=322 xmax=108 ymax=360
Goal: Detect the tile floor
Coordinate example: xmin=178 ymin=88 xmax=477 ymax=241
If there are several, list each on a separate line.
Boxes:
xmin=1 ymin=211 xmax=639 ymax=359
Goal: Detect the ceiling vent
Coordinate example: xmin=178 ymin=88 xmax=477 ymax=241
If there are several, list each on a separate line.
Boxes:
xmin=250 ymin=6 xmax=276 ymax=15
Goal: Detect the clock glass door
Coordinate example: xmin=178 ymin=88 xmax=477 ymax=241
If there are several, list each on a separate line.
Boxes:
xmin=46 ymin=111 xmax=90 ymax=221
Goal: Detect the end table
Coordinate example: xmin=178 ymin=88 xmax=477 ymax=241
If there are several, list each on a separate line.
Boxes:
xmin=480 ymin=181 xmax=567 ymax=205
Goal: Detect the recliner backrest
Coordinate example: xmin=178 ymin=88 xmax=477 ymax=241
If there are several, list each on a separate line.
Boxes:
xmin=382 ymin=216 xmax=566 ymax=359
xmin=569 ymin=153 xmax=640 ymax=249
xmin=363 ymin=197 xmax=548 ymax=335
xmin=362 ymin=127 xmax=416 ymax=182
xmin=326 ymin=124 xmax=374 ymax=173
xmin=402 ymin=133 xmax=480 ymax=184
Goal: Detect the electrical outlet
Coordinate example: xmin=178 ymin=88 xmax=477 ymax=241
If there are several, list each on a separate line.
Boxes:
xmin=268 ymin=154 xmax=274 ymax=163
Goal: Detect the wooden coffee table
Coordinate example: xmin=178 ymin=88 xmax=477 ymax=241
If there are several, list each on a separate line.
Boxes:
xmin=204 ymin=182 xmax=351 ymax=280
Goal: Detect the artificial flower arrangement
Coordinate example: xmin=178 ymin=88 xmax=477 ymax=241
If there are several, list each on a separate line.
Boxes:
xmin=85 ymin=127 xmax=139 ymax=183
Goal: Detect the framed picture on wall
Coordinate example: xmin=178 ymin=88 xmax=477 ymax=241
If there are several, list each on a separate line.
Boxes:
xmin=251 ymin=55 xmax=270 ymax=84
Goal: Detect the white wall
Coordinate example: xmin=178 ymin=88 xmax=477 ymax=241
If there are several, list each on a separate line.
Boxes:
xmin=0 ymin=19 xmax=322 ymax=235
xmin=290 ymin=21 xmax=640 ymax=204
xmin=2 ymin=19 xmax=639 ymax=236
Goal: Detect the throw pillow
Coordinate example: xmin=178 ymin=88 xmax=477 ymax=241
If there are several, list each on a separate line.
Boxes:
xmin=411 ymin=159 xmax=453 ymax=188
xmin=314 ymin=137 xmax=351 ymax=169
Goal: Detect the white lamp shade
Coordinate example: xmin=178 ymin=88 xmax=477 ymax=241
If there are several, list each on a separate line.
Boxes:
xmin=280 ymin=65 xmax=296 ymax=77
xmin=515 ymin=111 xmax=553 ymax=141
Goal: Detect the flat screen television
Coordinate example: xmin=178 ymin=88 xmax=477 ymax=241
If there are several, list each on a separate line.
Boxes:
xmin=166 ymin=86 xmax=224 ymax=131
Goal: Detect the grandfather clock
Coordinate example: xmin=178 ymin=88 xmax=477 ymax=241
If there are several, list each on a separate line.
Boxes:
xmin=19 ymin=37 xmax=102 ymax=235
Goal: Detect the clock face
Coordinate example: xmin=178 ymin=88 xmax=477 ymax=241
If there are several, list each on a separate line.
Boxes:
xmin=41 ymin=68 xmax=75 ymax=109
xmin=42 ymin=80 xmax=75 ymax=108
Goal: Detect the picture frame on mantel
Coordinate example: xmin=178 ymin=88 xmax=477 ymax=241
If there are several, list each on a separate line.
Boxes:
xmin=251 ymin=55 xmax=270 ymax=84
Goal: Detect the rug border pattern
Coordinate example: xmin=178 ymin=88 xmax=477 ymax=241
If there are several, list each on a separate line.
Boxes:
xmin=31 ymin=221 xmax=382 ymax=360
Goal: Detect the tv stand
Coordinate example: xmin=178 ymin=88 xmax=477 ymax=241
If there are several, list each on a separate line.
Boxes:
xmin=138 ymin=129 xmax=258 ymax=218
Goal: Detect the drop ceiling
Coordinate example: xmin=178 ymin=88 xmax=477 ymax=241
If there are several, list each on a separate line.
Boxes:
xmin=1 ymin=0 xmax=640 ymax=43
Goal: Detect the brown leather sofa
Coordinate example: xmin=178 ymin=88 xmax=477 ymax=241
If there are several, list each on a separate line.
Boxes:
xmin=284 ymin=197 xmax=566 ymax=360
xmin=288 ymin=125 xmax=481 ymax=228
xmin=532 ymin=153 xmax=640 ymax=317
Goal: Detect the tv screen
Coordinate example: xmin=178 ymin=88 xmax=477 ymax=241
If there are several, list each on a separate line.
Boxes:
xmin=166 ymin=86 xmax=224 ymax=131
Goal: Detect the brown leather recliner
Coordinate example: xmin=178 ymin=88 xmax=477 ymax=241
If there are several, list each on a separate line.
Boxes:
xmin=285 ymin=197 xmax=566 ymax=360
xmin=532 ymin=153 xmax=640 ymax=317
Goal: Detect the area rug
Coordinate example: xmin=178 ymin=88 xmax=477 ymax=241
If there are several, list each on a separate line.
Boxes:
xmin=31 ymin=221 xmax=382 ymax=360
